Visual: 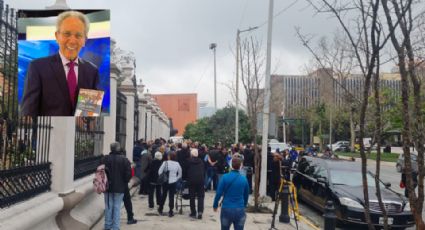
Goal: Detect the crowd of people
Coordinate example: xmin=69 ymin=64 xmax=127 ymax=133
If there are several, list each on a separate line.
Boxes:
xmin=100 ymin=138 xmax=256 ymax=230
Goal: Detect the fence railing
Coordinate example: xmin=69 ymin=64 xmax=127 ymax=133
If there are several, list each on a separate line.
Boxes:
xmin=74 ymin=117 xmax=104 ymax=180
xmin=0 ymin=117 xmax=53 ymax=208
xmin=116 ymin=91 xmax=126 ymax=151
xmin=0 ymin=1 xmax=53 ymax=208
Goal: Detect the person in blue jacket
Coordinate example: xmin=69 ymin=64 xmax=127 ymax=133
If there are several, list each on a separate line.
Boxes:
xmin=213 ymin=154 xmax=249 ymax=230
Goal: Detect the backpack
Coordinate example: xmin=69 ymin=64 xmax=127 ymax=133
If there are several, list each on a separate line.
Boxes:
xmin=93 ymin=164 xmax=109 ymax=194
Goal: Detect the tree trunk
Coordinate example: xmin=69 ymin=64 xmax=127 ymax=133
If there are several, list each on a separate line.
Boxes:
xmin=373 ymin=65 xmax=389 ymax=229
xmin=350 ymin=106 xmax=356 ymax=152
xmin=310 ymin=120 xmax=314 ymax=145
xmin=253 ymin=139 xmax=261 ymax=210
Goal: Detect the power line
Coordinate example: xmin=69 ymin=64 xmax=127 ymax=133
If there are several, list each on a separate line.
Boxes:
xmin=257 ymin=0 xmax=300 ymax=29
xmin=193 ymin=58 xmax=212 ymax=91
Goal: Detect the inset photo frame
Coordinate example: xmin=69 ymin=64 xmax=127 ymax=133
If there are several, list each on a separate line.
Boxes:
xmin=18 ymin=9 xmax=110 ymax=116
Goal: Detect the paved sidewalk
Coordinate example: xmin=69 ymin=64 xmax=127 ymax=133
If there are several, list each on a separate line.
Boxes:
xmin=92 ymin=187 xmax=317 ymax=230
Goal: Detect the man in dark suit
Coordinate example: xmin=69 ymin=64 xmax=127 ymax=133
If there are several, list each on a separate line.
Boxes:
xmin=21 ymin=10 xmax=100 ymax=116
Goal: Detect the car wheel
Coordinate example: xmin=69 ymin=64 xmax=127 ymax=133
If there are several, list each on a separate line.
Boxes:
xmin=396 ymin=164 xmax=402 ymax=173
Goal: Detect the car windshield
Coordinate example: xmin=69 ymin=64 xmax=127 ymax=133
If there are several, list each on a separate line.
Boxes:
xmin=330 ymin=170 xmax=379 ymax=187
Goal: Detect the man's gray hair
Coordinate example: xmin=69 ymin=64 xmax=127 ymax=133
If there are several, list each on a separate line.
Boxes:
xmin=56 ymin=11 xmax=90 ymax=37
xmin=110 ymin=142 xmax=121 ymax=152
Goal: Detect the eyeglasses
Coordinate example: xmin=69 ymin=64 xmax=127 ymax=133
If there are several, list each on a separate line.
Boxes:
xmin=59 ymin=31 xmax=85 ymax=40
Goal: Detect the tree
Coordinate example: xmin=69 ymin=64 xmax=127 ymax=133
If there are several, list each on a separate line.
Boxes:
xmin=183 ymin=106 xmax=250 ymax=147
xmin=239 ymin=36 xmax=265 ymax=210
xmin=381 ymin=0 xmax=425 ymax=228
xmin=302 ymin=0 xmax=397 ymax=228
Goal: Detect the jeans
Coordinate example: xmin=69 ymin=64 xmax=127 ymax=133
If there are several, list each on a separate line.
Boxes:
xmin=242 ymin=166 xmax=253 ymax=194
xmin=104 ymin=193 xmax=124 ymax=230
xmin=159 ymin=182 xmax=177 ymax=212
xmin=220 ymin=208 xmax=246 ymax=230
xmin=204 ymin=166 xmax=217 ymax=190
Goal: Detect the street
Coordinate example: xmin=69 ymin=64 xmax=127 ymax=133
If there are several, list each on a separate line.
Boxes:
xmin=296 ymin=158 xmax=420 ymax=230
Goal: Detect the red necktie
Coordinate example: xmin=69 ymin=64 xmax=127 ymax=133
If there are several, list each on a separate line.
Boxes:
xmin=67 ymin=61 xmax=77 ymax=108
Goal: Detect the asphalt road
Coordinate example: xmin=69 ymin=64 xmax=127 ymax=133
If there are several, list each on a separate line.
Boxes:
xmin=296 ymin=159 xmax=419 ymax=230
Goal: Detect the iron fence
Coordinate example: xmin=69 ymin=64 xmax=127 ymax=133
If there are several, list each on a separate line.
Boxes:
xmin=74 ymin=117 xmax=104 ymax=180
xmin=0 ymin=116 xmax=53 ymax=208
xmin=0 ymin=1 xmax=53 ymax=208
xmin=134 ymin=96 xmax=139 ymax=142
xmin=116 ymin=91 xmax=126 ymax=151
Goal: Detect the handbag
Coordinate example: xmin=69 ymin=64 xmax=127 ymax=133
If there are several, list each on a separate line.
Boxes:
xmin=218 ymin=174 xmax=240 ymax=207
xmin=157 ymin=161 xmax=169 ymax=185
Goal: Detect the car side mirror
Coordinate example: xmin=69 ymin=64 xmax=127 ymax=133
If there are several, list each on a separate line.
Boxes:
xmin=384 ymin=182 xmax=391 ymax=188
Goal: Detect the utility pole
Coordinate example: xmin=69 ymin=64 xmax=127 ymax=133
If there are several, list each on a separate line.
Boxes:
xmin=260 ymin=0 xmax=274 ymax=197
xmin=210 ymin=43 xmax=217 ymax=111
xmin=235 ymin=26 xmax=258 ymax=144
xmin=282 ymin=101 xmax=286 ymax=143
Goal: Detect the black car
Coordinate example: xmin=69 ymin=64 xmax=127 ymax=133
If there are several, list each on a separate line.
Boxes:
xmin=292 ymin=156 xmax=414 ymax=229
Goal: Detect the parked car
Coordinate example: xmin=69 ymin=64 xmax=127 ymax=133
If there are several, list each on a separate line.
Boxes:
xmin=268 ymin=142 xmax=291 ymax=152
xmin=396 ymin=153 xmax=418 ymax=173
xmin=334 ymin=142 xmax=351 ymax=152
xmin=293 ymin=156 xmax=414 ymax=229
xmin=327 ymin=141 xmax=350 ymax=151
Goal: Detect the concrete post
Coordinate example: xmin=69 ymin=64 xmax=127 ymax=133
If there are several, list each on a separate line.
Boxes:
xmin=103 ymin=63 xmax=119 ymax=153
xmin=123 ymin=94 xmax=135 ymax=159
xmin=138 ymin=97 xmax=146 ymax=141
xmin=146 ymin=106 xmax=152 ymax=141
xmin=49 ymin=117 xmax=76 ymax=195
xmin=118 ymin=67 xmax=136 ymax=160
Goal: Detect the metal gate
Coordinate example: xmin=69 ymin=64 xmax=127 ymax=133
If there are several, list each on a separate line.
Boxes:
xmin=116 ymin=91 xmax=126 ymax=151
xmin=74 ymin=117 xmax=104 ymax=180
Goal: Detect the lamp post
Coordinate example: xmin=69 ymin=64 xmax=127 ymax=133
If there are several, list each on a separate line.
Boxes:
xmin=259 ymin=0 xmax=274 ymax=197
xmin=209 ymin=43 xmax=217 ymax=111
xmin=235 ymin=26 xmax=258 ymax=144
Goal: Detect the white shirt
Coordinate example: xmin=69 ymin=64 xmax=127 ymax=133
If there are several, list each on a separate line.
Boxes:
xmin=59 ymin=51 xmax=79 ymax=82
xmin=158 ymin=160 xmax=182 ymax=184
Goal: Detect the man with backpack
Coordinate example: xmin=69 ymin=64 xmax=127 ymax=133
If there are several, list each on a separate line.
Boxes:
xmin=100 ymin=142 xmax=132 ymax=230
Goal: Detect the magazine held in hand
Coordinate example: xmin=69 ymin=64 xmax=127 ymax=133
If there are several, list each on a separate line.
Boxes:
xmin=75 ymin=89 xmax=104 ymax=116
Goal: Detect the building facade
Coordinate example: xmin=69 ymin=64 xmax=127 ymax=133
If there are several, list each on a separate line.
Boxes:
xmin=152 ymin=93 xmax=197 ymax=136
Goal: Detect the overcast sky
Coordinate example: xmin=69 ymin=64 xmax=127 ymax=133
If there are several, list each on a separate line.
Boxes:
xmin=6 ymin=0 xmax=338 ymax=109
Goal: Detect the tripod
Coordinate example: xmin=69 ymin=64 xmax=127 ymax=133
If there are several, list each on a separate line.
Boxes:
xmin=270 ymin=168 xmax=299 ymax=230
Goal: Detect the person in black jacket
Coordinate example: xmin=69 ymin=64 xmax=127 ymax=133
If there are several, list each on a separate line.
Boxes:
xmin=147 ymin=151 xmax=164 ymax=209
xmin=121 ymin=150 xmax=137 ymax=225
xmin=242 ymin=144 xmax=254 ymax=194
xmin=177 ymin=142 xmax=191 ymax=180
xmin=101 ymin=142 xmax=132 ymax=230
xmin=186 ymin=148 xmax=205 ymax=219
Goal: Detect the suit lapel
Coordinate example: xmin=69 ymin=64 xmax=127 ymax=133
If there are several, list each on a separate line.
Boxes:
xmin=78 ymin=58 xmax=85 ymax=89
xmin=50 ymin=54 xmax=71 ymax=107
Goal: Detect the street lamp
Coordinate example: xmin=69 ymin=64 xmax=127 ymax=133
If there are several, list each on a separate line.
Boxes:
xmin=235 ymin=26 xmax=258 ymax=144
xmin=209 ymin=43 xmax=217 ymax=111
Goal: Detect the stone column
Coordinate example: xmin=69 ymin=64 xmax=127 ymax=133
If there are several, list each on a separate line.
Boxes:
xmin=49 ymin=117 xmax=76 ymax=195
xmin=118 ymin=70 xmax=136 ymax=160
xmin=138 ymin=96 xmax=147 ymax=141
xmin=146 ymin=105 xmax=152 ymax=141
xmin=103 ymin=63 xmax=119 ymax=153
xmin=151 ymin=107 xmax=158 ymax=139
